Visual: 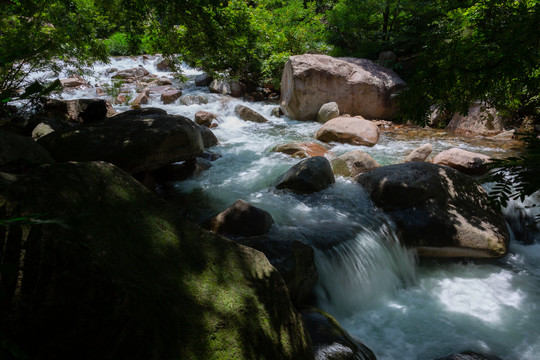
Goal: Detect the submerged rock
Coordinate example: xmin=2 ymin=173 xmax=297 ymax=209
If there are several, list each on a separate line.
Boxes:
xmin=237 ymin=236 xmax=318 ymax=306
xmin=37 ymin=114 xmax=204 ymax=174
xmin=301 ymin=308 xmax=377 ymax=360
xmin=276 ymin=156 xmax=335 ymax=194
xmin=435 ymin=351 xmax=502 ymax=360
xmin=316 ymin=116 xmax=380 ymax=147
xmin=280 ymin=54 xmax=406 ymax=121
xmin=206 ymin=199 xmax=275 ymax=237
xmin=357 ymin=162 xmax=509 ymax=258
xmin=0 ymin=161 xmax=313 ymax=360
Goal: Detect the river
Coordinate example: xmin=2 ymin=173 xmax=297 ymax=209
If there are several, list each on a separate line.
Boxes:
xmin=29 ymin=56 xmax=540 ymax=360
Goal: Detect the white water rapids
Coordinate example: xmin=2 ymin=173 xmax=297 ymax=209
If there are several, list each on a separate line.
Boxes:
xmin=26 ymin=56 xmax=540 ymax=360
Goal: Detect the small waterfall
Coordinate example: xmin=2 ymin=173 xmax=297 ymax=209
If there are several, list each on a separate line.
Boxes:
xmin=502 ymin=190 xmax=540 ymax=245
xmin=314 ymin=221 xmax=417 ymax=316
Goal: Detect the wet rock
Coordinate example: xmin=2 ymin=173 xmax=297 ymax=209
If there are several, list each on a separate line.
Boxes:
xmin=43 ymin=98 xmax=116 ymax=123
xmin=280 ymin=54 xmax=406 ymax=121
xmin=132 ymin=88 xmax=150 ymax=106
xmin=195 ymin=73 xmax=214 ymax=87
xmin=198 ymin=125 xmax=219 ymax=148
xmin=158 ymin=77 xmax=172 ymax=86
xmin=206 ymin=199 xmax=275 ymax=237
xmin=152 ymin=157 xmax=212 ymax=182
xmin=0 ymin=129 xmax=54 ymax=172
xmin=37 ymin=114 xmax=204 ymax=174
xmin=160 ymin=89 xmax=183 ymax=104
xmin=331 ymin=150 xmax=380 ymax=178
xmin=271 ymin=107 xmax=283 ymax=118
xmin=357 ymin=162 xmax=510 ymax=258
xmin=0 ymin=161 xmax=312 ymax=360
xmin=404 ymin=143 xmax=432 ymax=162
xmin=156 ymin=57 xmax=173 ymax=71
xmin=60 ymin=75 xmax=90 ymax=89
xmin=301 ymin=307 xmax=377 ymax=360
xmin=195 ymin=111 xmax=219 ymax=127
xmin=237 ymin=236 xmax=318 ymax=306
xmin=235 ymin=105 xmax=268 ymax=123
xmin=432 ymin=148 xmax=491 ymax=175
xmin=112 ymin=66 xmax=150 ymax=79
xmin=435 ymin=351 xmax=502 ymax=360
xmin=317 ymin=102 xmax=339 ymax=124
xmin=276 ymin=156 xmax=335 ymax=194
xmin=316 ymin=116 xmax=380 ymax=147
xmin=148 ymin=85 xmax=174 ymax=94
xmin=209 ymin=79 xmax=245 ymax=97
xmin=446 ymin=102 xmax=505 ymax=136
xmin=273 ymin=142 xmax=329 ymax=158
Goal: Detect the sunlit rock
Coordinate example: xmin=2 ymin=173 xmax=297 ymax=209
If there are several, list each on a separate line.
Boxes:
xmin=317 ymin=102 xmax=340 ymax=123
xmin=272 ymin=142 xmax=329 ymax=158
xmin=316 ymin=116 xmax=380 ymax=147
xmin=433 ymin=148 xmax=491 ymax=175
xmin=357 ymin=162 xmax=509 ymax=258
xmin=404 ymin=143 xmax=432 ymax=162
xmin=235 ymin=105 xmax=268 ymax=123
xmin=331 ymin=150 xmax=380 ymax=178
xmin=280 ymin=54 xmax=406 ymax=121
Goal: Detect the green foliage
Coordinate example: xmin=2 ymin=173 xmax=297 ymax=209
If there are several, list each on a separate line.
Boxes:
xmin=103 ymin=32 xmax=131 ymax=56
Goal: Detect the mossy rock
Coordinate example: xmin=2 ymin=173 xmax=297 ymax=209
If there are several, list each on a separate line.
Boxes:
xmin=0 ymin=161 xmax=312 ymax=360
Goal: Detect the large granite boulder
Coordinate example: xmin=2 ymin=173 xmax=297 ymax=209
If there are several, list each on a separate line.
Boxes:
xmin=276 ymin=156 xmax=335 ymax=194
xmin=0 ymin=129 xmax=54 ymax=172
xmin=357 ymin=162 xmax=509 ymax=258
xmin=432 ymin=148 xmax=491 ymax=175
xmin=331 ymin=150 xmax=380 ymax=178
xmin=206 ymin=199 xmax=275 ymax=237
xmin=237 ymin=236 xmax=318 ymax=306
xmin=446 ymin=102 xmax=505 ymax=136
xmin=280 ymin=54 xmax=406 ymax=121
xmin=316 ymin=117 xmax=380 ymax=147
xmin=273 ymin=142 xmax=329 ymax=159
xmin=0 ymin=161 xmax=313 ymax=360
xmin=301 ymin=308 xmax=377 ymax=360
xmin=37 ymin=113 xmax=204 ymax=174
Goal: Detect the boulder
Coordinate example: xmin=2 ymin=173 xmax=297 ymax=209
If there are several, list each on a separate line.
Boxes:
xmin=276 ymin=156 xmax=335 ymax=194
xmin=206 ymin=199 xmax=275 ymax=237
xmin=301 ymin=308 xmax=377 ymax=360
xmin=195 ymin=73 xmax=214 ymax=87
xmin=43 ymin=98 xmax=116 ymax=123
xmin=60 ymin=75 xmax=90 ymax=89
xmin=181 ymin=95 xmax=209 ymax=105
xmin=235 ymin=105 xmax=268 ymax=123
xmin=198 ymin=125 xmax=219 ymax=148
xmin=273 ymin=142 xmax=329 ymax=158
xmin=195 ymin=111 xmax=219 ymax=127
xmin=404 ymin=143 xmax=432 ymax=162
xmin=156 ymin=58 xmax=173 ymax=71
xmin=110 ymin=107 xmax=168 ymax=120
xmin=0 ymin=161 xmax=312 ymax=360
xmin=160 ymin=89 xmax=183 ymax=104
xmin=446 ymin=102 xmax=505 ymax=136
xmin=209 ymin=79 xmax=244 ymax=97
xmin=435 ymin=351 xmax=502 ymax=360
xmin=357 ymin=162 xmax=510 ymax=258
xmin=236 ymin=236 xmax=318 ymax=306
xmin=148 ymin=85 xmax=174 ymax=94
xmin=432 ymin=148 xmax=491 ymax=175
xmin=30 ymin=117 xmax=72 ymax=140
xmin=0 ymin=129 xmax=54 ymax=171
xmin=37 ymin=114 xmax=204 ymax=174
xmin=112 ymin=66 xmax=150 ymax=79
xmin=280 ymin=54 xmax=406 ymax=121
xmin=271 ymin=107 xmax=284 ymax=118
xmin=316 ymin=116 xmax=380 ymax=147
xmin=132 ymin=88 xmax=150 ymax=106
xmin=152 ymin=157 xmax=213 ymax=183
xmin=331 ymin=150 xmax=380 ymax=178
xmin=317 ymin=102 xmax=340 ymax=124
xmin=158 ymin=77 xmax=173 ymax=86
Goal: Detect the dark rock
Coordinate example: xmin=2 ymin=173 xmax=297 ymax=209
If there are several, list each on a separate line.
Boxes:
xmin=195 ymin=73 xmax=214 ymax=87
xmin=37 ymin=114 xmax=204 ymax=174
xmin=237 ymin=236 xmax=318 ymax=306
xmin=198 ymin=125 xmax=219 ymax=148
xmin=0 ymin=161 xmax=312 ymax=360
xmin=435 ymin=351 xmax=502 ymax=360
xmin=152 ymin=158 xmax=212 ymax=182
xmin=301 ymin=308 xmax=377 ymax=360
xmin=276 ymin=156 xmax=335 ymax=194
xmin=206 ymin=199 xmax=275 ymax=237
xmin=357 ymin=162 xmax=510 ymax=258
xmin=43 ymin=98 xmax=116 ymax=123
xmin=110 ymin=107 xmax=167 ymax=121
xmin=0 ymin=129 xmax=54 ymax=172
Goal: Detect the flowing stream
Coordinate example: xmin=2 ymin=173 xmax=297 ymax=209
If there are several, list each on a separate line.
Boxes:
xmin=29 ymin=56 xmax=540 ymax=360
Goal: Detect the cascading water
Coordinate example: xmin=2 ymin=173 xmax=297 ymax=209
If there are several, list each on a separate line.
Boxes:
xmin=26 ymin=56 xmax=540 ymax=360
